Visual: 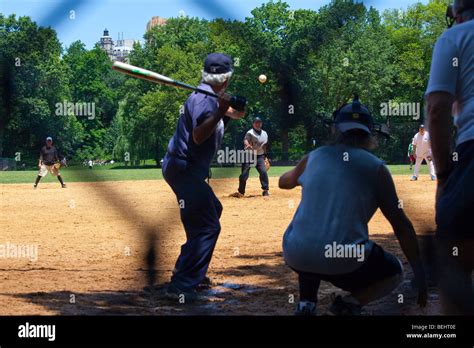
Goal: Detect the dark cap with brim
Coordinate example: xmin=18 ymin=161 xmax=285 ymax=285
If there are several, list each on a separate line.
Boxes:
xmin=204 ymin=53 xmax=233 ymax=74
xmin=337 ymin=122 xmax=371 ymax=134
xmin=333 ymin=95 xmax=374 ymax=135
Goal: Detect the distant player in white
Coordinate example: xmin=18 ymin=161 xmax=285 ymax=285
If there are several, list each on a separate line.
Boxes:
xmin=235 ymin=117 xmax=270 ymax=196
xmin=411 ymin=125 xmax=436 ymax=181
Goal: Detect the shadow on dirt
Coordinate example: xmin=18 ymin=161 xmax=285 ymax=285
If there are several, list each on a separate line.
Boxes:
xmin=5 ymin=236 xmax=440 ymax=315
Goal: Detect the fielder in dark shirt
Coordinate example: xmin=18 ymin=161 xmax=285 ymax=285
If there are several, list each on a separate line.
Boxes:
xmin=40 ymin=145 xmax=60 ymax=165
xmin=34 ymin=137 xmax=67 ymax=188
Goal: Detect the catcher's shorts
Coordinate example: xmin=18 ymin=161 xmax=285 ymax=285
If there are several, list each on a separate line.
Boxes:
xmin=437 ymin=140 xmax=474 ymax=239
xmin=293 ymin=243 xmax=403 ymax=293
xmin=38 ymin=164 xmax=60 ymax=177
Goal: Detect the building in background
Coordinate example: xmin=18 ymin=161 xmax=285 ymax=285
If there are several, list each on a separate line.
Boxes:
xmin=146 ymin=16 xmax=167 ymax=32
xmin=99 ymin=28 xmax=114 ymax=60
xmin=98 ymin=29 xmax=139 ymax=62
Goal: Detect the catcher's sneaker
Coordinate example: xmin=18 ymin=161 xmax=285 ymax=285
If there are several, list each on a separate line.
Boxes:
xmin=61 ymin=184 xmax=67 ymax=188
xmin=410 ymin=176 xmax=418 ymax=181
xmin=327 ymin=294 xmax=362 ymax=316
xmin=262 ymin=190 xmax=269 ymax=197
xmin=295 ymin=301 xmax=317 ymax=316
xmin=165 ymin=283 xmax=198 ymax=303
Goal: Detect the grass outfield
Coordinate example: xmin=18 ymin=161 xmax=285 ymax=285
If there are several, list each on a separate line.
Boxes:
xmin=0 ymin=164 xmax=431 ymax=184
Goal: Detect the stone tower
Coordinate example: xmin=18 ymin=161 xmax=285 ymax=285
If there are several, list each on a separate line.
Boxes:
xmin=99 ymin=28 xmax=114 ymax=60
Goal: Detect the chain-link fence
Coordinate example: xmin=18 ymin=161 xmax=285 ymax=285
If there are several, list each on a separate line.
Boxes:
xmin=0 ymin=157 xmax=17 ymax=171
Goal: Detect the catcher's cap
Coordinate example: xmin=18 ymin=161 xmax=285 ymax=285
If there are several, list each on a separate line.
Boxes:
xmin=46 ymin=136 xmax=53 ymax=141
xmin=204 ymin=53 xmax=233 ymax=74
xmin=253 ymin=117 xmax=263 ymax=123
xmin=333 ymin=95 xmax=374 ymax=134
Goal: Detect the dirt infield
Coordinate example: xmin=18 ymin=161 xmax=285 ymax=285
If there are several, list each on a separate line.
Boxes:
xmin=0 ymin=176 xmax=439 ymax=315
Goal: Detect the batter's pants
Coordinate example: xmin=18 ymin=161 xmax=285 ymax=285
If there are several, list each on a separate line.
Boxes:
xmin=162 ymin=154 xmax=222 ymax=291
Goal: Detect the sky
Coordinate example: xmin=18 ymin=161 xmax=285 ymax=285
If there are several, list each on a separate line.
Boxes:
xmin=0 ymin=0 xmax=428 ymax=49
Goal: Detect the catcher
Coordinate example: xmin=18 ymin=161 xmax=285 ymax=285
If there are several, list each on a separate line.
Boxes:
xmin=279 ymin=96 xmax=427 ymax=315
xmin=33 ymin=137 xmax=67 ymax=189
xmin=233 ymin=117 xmax=270 ymax=197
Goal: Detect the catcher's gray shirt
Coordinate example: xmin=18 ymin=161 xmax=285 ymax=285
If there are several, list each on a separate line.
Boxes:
xmin=283 ymin=145 xmax=383 ymax=275
xmin=244 ymin=129 xmax=268 ymax=155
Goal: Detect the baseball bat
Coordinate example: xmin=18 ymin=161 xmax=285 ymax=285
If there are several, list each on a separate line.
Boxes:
xmin=112 ymin=61 xmax=247 ymax=111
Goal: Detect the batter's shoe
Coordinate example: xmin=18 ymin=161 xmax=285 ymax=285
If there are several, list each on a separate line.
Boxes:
xmin=327 ymin=294 xmax=362 ymax=316
xmin=230 ymin=192 xmax=244 ymax=198
xmin=61 ymin=184 xmax=67 ymax=188
xmin=295 ymin=301 xmax=317 ymax=316
xmin=198 ymin=276 xmax=213 ymax=290
xmin=165 ymin=283 xmax=198 ymax=303
xmin=33 ymin=184 xmax=37 ymax=189
xmin=262 ymin=190 xmax=269 ymax=197
xmin=410 ymin=176 xmax=418 ymax=181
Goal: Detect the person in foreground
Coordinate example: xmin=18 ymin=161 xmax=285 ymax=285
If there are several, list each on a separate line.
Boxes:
xmin=279 ymin=96 xmax=427 ymax=315
xmin=426 ymin=0 xmax=474 ymax=314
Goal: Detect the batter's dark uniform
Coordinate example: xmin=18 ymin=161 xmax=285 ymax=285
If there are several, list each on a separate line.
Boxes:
xmin=162 ymin=82 xmax=226 ymax=292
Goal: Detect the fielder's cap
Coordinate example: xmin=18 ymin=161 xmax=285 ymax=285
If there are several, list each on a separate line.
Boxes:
xmin=46 ymin=136 xmax=53 ymax=141
xmin=253 ymin=117 xmax=263 ymax=123
xmin=204 ymin=53 xmax=233 ymax=74
xmin=333 ymin=95 xmax=373 ymax=134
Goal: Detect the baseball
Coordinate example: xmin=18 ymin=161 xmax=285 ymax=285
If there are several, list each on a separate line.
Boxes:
xmin=258 ymin=74 xmax=267 ymax=84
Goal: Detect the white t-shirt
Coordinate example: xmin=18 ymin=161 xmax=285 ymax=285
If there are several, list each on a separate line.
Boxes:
xmin=244 ymin=129 xmax=268 ymax=155
xmin=425 ymin=20 xmax=474 ymax=146
xmin=412 ymin=131 xmax=432 ymax=157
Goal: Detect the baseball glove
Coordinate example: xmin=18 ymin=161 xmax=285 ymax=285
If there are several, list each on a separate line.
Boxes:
xmin=264 ymin=157 xmax=271 ymax=171
xmin=54 ymin=158 xmax=67 ymax=169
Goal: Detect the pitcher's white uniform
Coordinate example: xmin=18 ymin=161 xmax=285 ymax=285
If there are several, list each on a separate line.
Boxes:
xmin=412 ymin=131 xmax=435 ymax=178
